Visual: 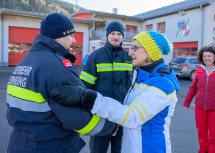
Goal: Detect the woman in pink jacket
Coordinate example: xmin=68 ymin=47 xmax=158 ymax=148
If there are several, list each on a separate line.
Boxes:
xmin=183 ymin=43 xmax=215 ymax=153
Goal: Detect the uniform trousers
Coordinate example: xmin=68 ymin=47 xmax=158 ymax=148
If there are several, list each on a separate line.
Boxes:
xmin=90 ymin=125 xmax=122 ymax=153
xmin=7 ymin=129 xmax=85 ymax=153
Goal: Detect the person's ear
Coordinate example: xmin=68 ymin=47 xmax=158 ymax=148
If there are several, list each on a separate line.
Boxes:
xmin=146 ymin=56 xmax=152 ymax=62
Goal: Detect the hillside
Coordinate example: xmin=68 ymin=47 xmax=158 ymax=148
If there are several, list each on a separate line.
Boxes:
xmin=0 ymin=0 xmax=86 ymax=15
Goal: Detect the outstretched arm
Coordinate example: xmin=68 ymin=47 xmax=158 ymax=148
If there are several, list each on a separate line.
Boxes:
xmin=51 ymin=80 xmax=178 ymax=128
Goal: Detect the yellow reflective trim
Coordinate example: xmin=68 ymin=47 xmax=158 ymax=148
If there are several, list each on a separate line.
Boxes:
xmin=96 ymin=63 xmax=113 ymax=72
xmin=97 ymin=68 xmax=113 ymax=72
xmin=80 ymin=76 xmax=94 ymax=85
xmin=7 ymin=84 xmax=46 ymax=103
xmin=75 ymin=114 xmax=100 ymax=135
xmin=96 ymin=63 xmax=132 ymax=72
xmin=130 ymin=104 xmax=145 ymax=123
xmin=81 ymin=71 xmax=97 ymax=81
xmin=96 ymin=63 xmax=113 ymax=67
xmin=120 ymin=107 xmax=130 ymax=126
xmin=80 ymin=71 xmax=97 ymax=85
xmin=113 ymin=62 xmax=131 ymax=66
xmin=113 ymin=63 xmax=132 ymax=71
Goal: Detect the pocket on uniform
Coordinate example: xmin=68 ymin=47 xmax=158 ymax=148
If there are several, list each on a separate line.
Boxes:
xmin=96 ymin=72 xmax=113 ymax=93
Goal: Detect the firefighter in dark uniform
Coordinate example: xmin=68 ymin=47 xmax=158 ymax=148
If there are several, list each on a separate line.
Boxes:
xmin=6 ymin=13 xmax=116 ymax=153
xmin=79 ymin=21 xmax=132 ymax=153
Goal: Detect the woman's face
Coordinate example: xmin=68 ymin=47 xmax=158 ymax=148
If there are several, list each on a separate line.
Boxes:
xmin=128 ymin=40 xmax=149 ymax=67
xmin=203 ymin=51 xmax=215 ymax=66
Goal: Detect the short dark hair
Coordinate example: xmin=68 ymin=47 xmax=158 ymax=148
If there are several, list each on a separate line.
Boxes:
xmin=198 ymin=43 xmax=215 ymax=65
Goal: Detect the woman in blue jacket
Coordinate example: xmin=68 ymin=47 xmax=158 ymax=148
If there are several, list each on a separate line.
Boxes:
xmin=51 ymin=31 xmax=180 ymax=153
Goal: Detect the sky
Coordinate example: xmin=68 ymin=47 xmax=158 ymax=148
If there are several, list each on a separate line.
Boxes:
xmin=63 ymin=0 xmax=185 ymax=16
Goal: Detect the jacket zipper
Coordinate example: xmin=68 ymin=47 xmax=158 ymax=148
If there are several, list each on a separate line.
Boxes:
xmin=205 ymin=76 xmax=208 ymax=110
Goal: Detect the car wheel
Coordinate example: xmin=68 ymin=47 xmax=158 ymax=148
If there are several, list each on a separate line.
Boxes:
xmin=189 ymin=71 xmax=195 ymax=80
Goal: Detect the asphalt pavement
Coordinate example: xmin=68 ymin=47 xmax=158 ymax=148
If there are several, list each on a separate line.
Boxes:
xmin=0 ymin=66 xmax=198 ymax=153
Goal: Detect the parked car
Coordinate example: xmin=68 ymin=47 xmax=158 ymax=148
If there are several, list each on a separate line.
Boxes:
xmin=169 ymin=56 xmax=200 ymax=80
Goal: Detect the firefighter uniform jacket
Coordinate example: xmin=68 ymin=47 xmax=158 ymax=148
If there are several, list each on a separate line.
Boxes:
xmin=80 ymin=41 xmax=132 ymax=103
xmin=6 ymin=35 xmax=115 ymax=152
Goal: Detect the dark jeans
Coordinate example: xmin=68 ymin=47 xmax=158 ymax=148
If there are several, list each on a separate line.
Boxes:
xmin=90 ymin=125 xmax=123 ymax=153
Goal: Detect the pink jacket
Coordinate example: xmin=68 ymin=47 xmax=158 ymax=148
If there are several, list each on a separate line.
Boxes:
xmin=183 ymin=65 xmax=215 ymax=111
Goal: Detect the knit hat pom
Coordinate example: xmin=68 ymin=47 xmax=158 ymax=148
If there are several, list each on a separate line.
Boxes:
xmin=133 ymin=31 xmax=172 ymax=62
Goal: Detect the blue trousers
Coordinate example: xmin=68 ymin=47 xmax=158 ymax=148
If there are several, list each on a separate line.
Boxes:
xmin=7 ymin=130 xmax=85 ymax=153
xmin=90 ymin=125 xmax=122 ymax=153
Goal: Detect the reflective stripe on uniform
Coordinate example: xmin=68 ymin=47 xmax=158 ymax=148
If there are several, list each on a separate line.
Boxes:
xmin=84 ymin=117 xmax=106 ymax=136
xmin=80 ymin=71 xmax=97 ymax=85
xmin=7 ymin=85 xmax=46 ymax=103
xmin=75 ymin=114 xmax=105 ymax=135
xmin=96 ymin=62 xmax=132 ymax=72
xmin=7 ymin=84 xmax=51 ymax=112
xmin=7 ymin=95 xmax=51 ymax=112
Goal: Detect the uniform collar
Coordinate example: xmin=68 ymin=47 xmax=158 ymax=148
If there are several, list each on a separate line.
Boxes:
xmin=32 ymin=35 xmax=76 ymax=63
xmin=136 ymin=59 xmax=165 ymax=83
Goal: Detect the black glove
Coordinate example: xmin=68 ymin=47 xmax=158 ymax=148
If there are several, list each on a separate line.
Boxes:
xmin=51 ymin=80 xmax=97 ymax=111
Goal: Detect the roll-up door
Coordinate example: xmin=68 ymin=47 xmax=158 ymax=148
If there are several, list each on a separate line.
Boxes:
xmin=8 ymin=26 xmax=40 ymax=66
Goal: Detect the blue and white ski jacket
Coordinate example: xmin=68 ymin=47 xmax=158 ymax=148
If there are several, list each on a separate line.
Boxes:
xmin=91 ymin=60 xmax=180 ymax=153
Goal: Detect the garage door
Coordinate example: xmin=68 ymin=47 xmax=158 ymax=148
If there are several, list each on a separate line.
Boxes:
xmin=8 ymin=26 xmax=40 ymax=66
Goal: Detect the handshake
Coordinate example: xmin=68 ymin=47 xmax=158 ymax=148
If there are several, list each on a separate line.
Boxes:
xmin=51 ymin=80 xmax=97 ymax=111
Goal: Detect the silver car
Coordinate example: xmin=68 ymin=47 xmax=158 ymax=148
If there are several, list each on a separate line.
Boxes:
xmin=169 ymin=56 xmax=200 ymax=80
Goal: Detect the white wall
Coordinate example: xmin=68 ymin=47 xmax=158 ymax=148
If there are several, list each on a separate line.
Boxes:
xmin=142 ymin=8 xmax=206 ymax=63
xmin=89 ymin=40 xmax=104 ymax=54
xmin=203 ymin=1 xmax=215 ymax=45
xmin=0 ymin=13 xmax=3 ymax=66
xmin=143 ymin=9 xmax=203 ymax=45
xmin=73 ymin=22 xmax=90 ymax=59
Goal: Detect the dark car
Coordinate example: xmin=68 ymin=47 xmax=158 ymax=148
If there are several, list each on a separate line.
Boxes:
xmin=169 ymin=56 xmax=200 ymax=80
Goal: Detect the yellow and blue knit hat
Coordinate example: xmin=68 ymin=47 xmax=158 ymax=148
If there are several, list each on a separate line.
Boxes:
xmin=133 ymin=31 xmax=172 ymax=62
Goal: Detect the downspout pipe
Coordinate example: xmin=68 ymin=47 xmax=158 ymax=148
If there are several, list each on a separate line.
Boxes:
xmin=0 ymin=10 xmax=3 ymax=66
xmin=200 ymin=5 xmax=204 ymax=48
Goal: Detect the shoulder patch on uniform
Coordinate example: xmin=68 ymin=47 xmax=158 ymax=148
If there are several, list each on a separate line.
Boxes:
xmin=62 ymin=59 xmax=72 ymax=67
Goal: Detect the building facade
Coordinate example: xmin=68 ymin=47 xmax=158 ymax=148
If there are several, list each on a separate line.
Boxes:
xmin=136 ymin=0 xmax=215 ymax=61
xmin=0 ymin=9 xmax=91 ymax=66
xmin=1 ymin=0 xmax=215 ymax=66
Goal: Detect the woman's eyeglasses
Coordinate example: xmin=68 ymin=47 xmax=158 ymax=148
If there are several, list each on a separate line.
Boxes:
xmin=130 ymin=45 xmax=143 ymax=52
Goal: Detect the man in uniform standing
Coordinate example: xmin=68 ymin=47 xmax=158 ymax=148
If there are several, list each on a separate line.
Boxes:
xmin=6 ymin=13 xmax=116 ymax=153
xmin=80 ymin=21 xmax=132 ymax=153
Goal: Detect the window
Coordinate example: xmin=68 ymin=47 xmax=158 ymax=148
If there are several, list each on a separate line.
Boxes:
xmin=125 ymin=25 xmax=138 ymax=40
xmin=157 ymin=22 xmax=166 ymax=33
xmin=95 ymin=21 xmax=106 ymax=30
xmin=125 ymin=25 xmax=137 ymax=33
xmin=189 ymin=58 xmax=199 ymax=64
xmin=145 ymin=24 xmax=153 ymax=31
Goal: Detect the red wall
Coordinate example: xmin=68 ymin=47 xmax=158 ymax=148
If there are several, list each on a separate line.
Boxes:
xmin=8 ymin=27 xmax=84 ymax=66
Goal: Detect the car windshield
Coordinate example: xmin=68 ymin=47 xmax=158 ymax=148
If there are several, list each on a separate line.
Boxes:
xmin=171 ymin=57 xmax=186 ymax=64
xmin=189 ymin=58 xmax=199 ymax=64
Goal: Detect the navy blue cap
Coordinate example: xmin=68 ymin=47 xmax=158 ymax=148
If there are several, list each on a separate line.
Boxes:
xmin=106 ymin=21 xmax=125 ymax=37
xmin=40 ymin=13 xmax=75 ymax=39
